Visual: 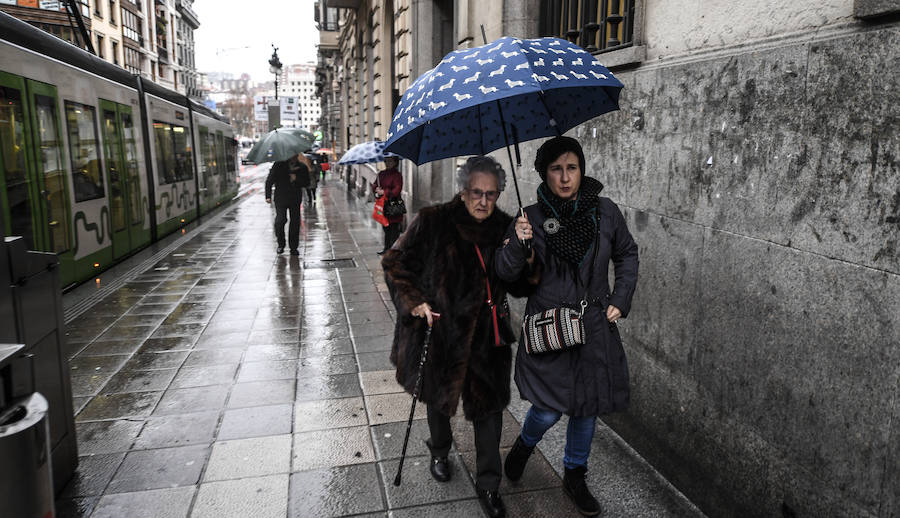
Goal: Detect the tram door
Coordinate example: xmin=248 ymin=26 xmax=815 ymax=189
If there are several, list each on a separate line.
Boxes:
xmin=0 ymin=72 xmax=71 ymax=257
xmin=0 ymin=72 xmax=38 ymax=248
xmin=100 ymin=100 xmax=140 ymax=259
xmin=198 ymin=126 xmax=212 ymax=209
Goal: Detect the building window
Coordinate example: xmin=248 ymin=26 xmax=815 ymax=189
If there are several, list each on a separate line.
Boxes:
xmin=539 ymin=0 xmax=636 ymax=53
xmin=124 ymin=46 xmax=141 ymax=74
xmin=111 ymin=40 xmax=119 ymax=65
xmin=96 ymin=34 xmax=104 ymax=58
xmin=109 ymin=0 xmax=117 ymax=25
xmin=122 ymin=9 xmax=142 ymax=45
xmin=94 ymin=1 xmax=103 ymax=18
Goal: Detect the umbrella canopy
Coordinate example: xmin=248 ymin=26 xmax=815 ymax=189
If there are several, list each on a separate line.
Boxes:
xmin=245 ymin=128 xmax=313 ymax=164
xmin=383 ymin=36 xmax=623 ymax=165
xmin=281 ymin=127 xmax=317 ymax=143
xmin=338 ymin=141 xmax=398 ymax=165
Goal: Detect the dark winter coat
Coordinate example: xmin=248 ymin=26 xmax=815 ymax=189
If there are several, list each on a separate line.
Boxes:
xmin=265 ymin=161 xmax=306 ymax=206
xmin=383 ymin=196 xmax=533 ymax=420
xmin=496 ymin=196 xmax=639 ymax=417
xmin=374 ymin=168 xmax=404 ymax=224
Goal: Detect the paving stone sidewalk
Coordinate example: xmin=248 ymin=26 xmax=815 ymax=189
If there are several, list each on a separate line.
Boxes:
xmin=58 ymin=176 xmax=703 ymax=518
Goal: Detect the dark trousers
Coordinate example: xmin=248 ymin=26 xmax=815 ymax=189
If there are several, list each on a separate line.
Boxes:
xmin=306 ymin=187 xmax=316 ymax=203
xmin=383 ymin=222 xmax=401 ymax=251
xmin=427 ymin=405 xmax=503 ymax=491
xmin=274 ymin=203 xmax=300 ymax=250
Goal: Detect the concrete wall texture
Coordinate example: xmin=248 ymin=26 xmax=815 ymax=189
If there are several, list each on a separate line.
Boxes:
xmin=497 ymin=18 xmax=899 ymax=518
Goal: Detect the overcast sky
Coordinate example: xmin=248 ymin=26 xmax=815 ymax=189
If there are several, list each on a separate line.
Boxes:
xmin=193 ymin=0 xmax=319 ymax=81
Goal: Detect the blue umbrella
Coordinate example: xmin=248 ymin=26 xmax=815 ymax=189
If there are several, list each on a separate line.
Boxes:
xmin=383 ymin=35 xmax=623 ymax=205
xmin=338 ymin=140 xmax=398 ymax=165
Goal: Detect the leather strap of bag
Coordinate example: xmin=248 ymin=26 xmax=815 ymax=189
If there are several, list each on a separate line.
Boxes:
xmin=578 ymin=231 xmax=601 ymax=318
xmin=474 ymin=245 xmax=501 ymax=347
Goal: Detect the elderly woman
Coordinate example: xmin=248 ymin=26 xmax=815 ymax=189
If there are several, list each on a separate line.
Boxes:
xmin=496 ymin=136 xmax=639 ymax=517
xmin=383 ymin=156 xmax=532 ymax=518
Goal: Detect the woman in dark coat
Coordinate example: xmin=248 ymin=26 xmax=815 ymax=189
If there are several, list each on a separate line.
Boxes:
xmin=383 ymin=156 xmax=532 ymax=518
xmin=496 ymin=136 xmax=639 ymax=517
xmin=374 ymin=156 xmax=403 ymax=254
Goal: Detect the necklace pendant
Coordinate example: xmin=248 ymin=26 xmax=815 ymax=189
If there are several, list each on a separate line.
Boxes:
xmin=543 ymin=218 xmax=561 ymax=235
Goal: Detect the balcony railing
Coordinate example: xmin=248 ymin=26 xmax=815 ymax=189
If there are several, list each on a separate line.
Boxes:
xmin=539 ymin=0 xmax=635 ymax=53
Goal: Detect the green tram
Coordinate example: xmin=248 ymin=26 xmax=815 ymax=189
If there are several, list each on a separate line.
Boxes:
xmin=0 ymin=12 xmax=238 ymax=288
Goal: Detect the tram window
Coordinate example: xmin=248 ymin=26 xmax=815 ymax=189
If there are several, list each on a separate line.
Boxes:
xmin=225 ymin=138 xmax=236 ymax=173
xmin=34 ymin=95 xmax=70 ymax=253
xmin=153 ymin=121 xmax=193 ymax=185
xmin=172 ymin=125 xmax=192 ymax=181
xmin=153 ymin=122 xmax=175 ymax=184
xmin=121 ymin=112 xmax=142 ymax=225
xmin=0 ymin=86 xmax=35 ymax=249
xmin=215 ymin=133 xmax=226 ymax=178
xmin=205 ymin=130 xmax=217 ymax=178
xmin=102 ymin=108 xmax=125 ymax=233
xmin=64 ymin=101 xmax=104 ymax=203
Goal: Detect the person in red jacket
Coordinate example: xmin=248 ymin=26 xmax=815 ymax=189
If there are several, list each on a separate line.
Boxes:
xmin=373 ymin=156 xmax=404 ymax=254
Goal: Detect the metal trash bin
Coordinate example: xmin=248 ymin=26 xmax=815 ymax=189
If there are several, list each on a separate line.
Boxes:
xmin=0 ymin=392 xmax=54 ymax=518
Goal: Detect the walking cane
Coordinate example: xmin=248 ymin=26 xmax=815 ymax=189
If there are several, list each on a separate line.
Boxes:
xmin=393 ymin=316 xmax=438 ymax=486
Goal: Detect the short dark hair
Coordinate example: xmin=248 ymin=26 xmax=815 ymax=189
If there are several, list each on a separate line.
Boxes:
xmin=534 ymin=136 xmax=585 ymax=180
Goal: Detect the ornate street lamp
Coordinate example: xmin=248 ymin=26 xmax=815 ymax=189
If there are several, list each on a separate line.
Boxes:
xmin=268 ymin=45 xmax=283 ymax=100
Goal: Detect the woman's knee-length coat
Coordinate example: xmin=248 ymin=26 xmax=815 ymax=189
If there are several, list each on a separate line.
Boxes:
xmin=382 ymin=196 xmax=532 ymax=420
xmin=496 ymin=197 xmax=639 ymax=417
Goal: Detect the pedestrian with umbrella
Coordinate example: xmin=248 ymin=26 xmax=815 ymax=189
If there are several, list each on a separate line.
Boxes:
xmin=383 ymin=156 xmax=536 ymax=518
xmin=382 ymin=34 xmax=633 ymax=516
xmin=339 ymin=141 xmax=404 ymax=254
xmin=496 ymin=136 xmax=639 ymax=517
xmin=254 ymin=128 xmax=312 ymax=255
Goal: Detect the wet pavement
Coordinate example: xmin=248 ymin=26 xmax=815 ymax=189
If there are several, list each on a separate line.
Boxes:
xmin=58 ymin=174 xmax=704 ymax=517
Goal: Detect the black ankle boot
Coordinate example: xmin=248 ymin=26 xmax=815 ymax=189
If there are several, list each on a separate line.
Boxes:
xmin=504 ymin=434 xmax=535 ymax=481
xmin=563 ymin=465 xmax=602 ymax=516
xmin=425 ymin=439 xmax=451 ymax=482
xmin=429 ymin=455 xmax=451 ymax=482
xmin=476 ymin=488 xmax=506 ymax=518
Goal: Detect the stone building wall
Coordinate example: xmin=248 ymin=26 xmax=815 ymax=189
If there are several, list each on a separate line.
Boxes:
xmin=496 ymin=14 xmax=900 ymax=518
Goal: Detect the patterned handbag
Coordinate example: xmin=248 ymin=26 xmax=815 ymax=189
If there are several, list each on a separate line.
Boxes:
xmin=521 ymin=235 xmax=599 ymax=355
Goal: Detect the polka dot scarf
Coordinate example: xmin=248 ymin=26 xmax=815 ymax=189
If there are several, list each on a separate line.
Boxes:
xmin=537 ymin=176 xmax=604 ymax=267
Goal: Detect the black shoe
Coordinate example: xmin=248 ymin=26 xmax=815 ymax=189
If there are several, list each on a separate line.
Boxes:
xmin=504 ymin=434 xmax=535 ymax=482
xmin=563 ymin=466 xmax=602 ymax=516
xmin=290 ymin=249 xmax=300 ymax=256
xmin=376 ymin=249 xmax=386 ymax=256
xmin=276 ymin=246 xmax=285 ymax=254
xmin=476 ymin=489 xmax=506 ymax=518
xmin=429 ymin=455 xmax=451 ymax=482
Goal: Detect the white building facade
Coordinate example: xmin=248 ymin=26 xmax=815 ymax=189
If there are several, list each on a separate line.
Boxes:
xmin=281 ymin=63 xmax=321 ymax=132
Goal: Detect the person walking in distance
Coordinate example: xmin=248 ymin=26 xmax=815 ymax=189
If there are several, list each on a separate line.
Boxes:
xmin=374 ymin=156 xmax=403 ymax=254
xmin=265 ymin=155 xmax=308 ymax=255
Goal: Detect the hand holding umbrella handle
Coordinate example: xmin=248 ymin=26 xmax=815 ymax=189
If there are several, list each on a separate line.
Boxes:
xmin=517 ymin=209 xmax=533 ymax=251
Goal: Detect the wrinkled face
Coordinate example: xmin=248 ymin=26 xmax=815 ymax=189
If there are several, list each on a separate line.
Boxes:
xmin=461 ymin=171 xmax=500 ymax=222
xmin=546 ymin=151 xmax=581 ymax=200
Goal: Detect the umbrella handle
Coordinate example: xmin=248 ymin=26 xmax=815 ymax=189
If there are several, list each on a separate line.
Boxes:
xmin=520 ymin=207 xmax=533 ymax=251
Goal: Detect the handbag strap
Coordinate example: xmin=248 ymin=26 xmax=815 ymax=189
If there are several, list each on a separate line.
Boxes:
xmin=474 ymin=245 xmax=501 ymax=346
xmin=578 ymin=229 xmax=601 ymax=317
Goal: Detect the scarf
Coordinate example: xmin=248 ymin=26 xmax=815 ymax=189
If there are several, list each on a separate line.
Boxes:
xmin=537 ymin=176 xmax=604 ymax=266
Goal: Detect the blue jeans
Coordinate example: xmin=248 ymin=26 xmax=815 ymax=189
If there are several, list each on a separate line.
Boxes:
xmin=520 ymin=406 xmax=596 ymax=469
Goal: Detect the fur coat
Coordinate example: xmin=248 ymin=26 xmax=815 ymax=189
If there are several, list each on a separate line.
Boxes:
xmin=383 ymin=195 xmax=533 ymax=420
